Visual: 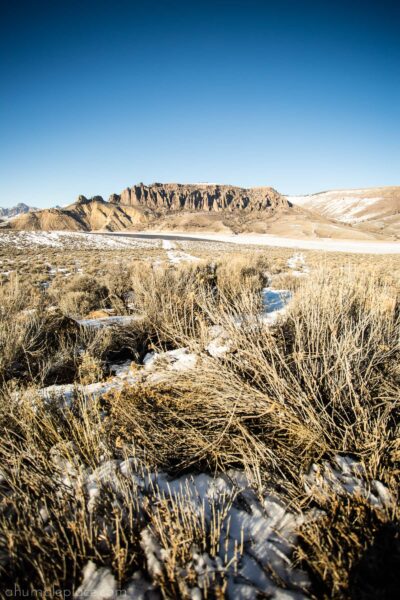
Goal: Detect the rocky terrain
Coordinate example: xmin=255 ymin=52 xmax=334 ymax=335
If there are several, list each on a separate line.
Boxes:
xmin=3 ymin=184 xmax=291 ymax=233
xmin=7 ymin=195 xmax=148 ymax=232
xmin=6 ymin=184 xmax=289 ymax=232
xmin=110 ymin=182 xmax=288 ymax=212
xmin=2 ymin=183 xmax=399 ymax=240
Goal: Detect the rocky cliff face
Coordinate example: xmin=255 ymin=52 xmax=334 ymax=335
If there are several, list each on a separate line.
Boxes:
xmin=3 ymin=183 xmax=293 ymax=234
xmin=109 ymin=183 xmax=288 ymax=212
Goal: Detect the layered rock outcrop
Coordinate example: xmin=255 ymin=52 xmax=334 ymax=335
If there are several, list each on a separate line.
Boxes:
xmin=109 ymin=183 xmax=288 ymax=212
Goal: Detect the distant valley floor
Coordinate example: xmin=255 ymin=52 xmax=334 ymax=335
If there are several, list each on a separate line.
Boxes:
xmin=96 ymin=230 xmax=400 ymax=254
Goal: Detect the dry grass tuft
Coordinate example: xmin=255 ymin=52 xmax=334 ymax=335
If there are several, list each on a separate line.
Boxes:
xmin=0 ymin=243 xmax=398 ymax=597
xmin=295 ymin=496 xmax=400 ymax=599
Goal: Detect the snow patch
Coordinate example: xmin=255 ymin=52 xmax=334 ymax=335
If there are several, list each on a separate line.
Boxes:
xmin=0 ymin=231 xmax=161 ymax=250
xmin=287 ymin=253 xmax=309 ymax=276
xmin=74 ymin=461 xmax=310 ymax=599
xmin=125 ymin=232 xmax=400 ymax=254
xmin=39 ymin=348 xmax=197 ymax=407
xmin=75 ymin=561 xmax=117 ymax=600
xmin=206 ymin=325 xmax=232 ymax=358
xmin=52 ymin=448 xmax=393 ymax=599
xmin=162 ymin=239 xmax=200 ymax=264
xmin=39 ymin=361 xmax=139 ymax=408
xmin=76 ymin=315 xmax=143 ymax=329
xmin=304 ymin=455 xmax=394 ymax=509
xmin=261 ymin=288 xmax=292 ymax=324
xmin=143 ymin=347 xmax=197 ymax=381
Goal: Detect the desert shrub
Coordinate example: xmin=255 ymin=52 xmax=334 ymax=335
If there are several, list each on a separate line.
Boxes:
xmin=129 ymin=261 xmax=217 ymax=346
xmin=0 ymin=253 xmax=398 ymax=598
xmin=110 ymin=264 xmax=400 ymax=498
xmin=204 ymin=268 xmax=400 ymax=481
xmin=101 ymin=262 xmax=134 ymax=302
xmin=0 ymin=390 xmax=144 ymax=593
xmin=215 ymin=253 xmax=270 ymax=300
xmin=0 ymin=275 xmax=146 ymax=385
xmin=77 ymin=350 xmax=104 ymax=384
xmin=0 ymin=391 xmax=239 ymax=596
xmin=272 ymin=270 xmax=305 ymax=291
xmin=58 ymin=290 xmax=96 ymax=318
xmin=295 ymin=496 xmax=400 ymax=599
xmin=0 ymin=280 xmax=80 ymax=384
xmin=50 ymin=274 xmax=109 ymax=317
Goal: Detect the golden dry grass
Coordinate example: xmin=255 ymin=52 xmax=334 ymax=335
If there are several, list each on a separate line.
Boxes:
xmin=0 ymin=241 xmax=398 ymax=597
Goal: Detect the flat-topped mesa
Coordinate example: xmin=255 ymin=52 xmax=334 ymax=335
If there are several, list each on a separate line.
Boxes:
xmin=109 ymin=183 xmax=288 ymax=212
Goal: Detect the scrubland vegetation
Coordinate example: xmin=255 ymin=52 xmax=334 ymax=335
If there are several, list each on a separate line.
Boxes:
xmin=0 ymin=237 xmax=399 ymax=599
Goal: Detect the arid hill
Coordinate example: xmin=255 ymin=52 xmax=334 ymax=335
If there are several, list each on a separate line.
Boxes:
xmin=3 ymin=183 xmax=398 ymax=239
xmin=288 ymin=186 xmax=400 ymax=238
xmin=5 ymin=184 xmax=289 ymax=233
xmin=106 ymin=183 xmax=389 ymax=239
xmin=6 ymin=196 xmax=148 ymax=232
xmin=8 ymin=208 xmax=84 ymax=231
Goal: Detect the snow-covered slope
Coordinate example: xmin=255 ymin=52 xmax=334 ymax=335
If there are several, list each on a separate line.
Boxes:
xmin=288 ymin=190 xmax=381 ymax=223
xmin=287 ymin=186 xmax=400 ymax=236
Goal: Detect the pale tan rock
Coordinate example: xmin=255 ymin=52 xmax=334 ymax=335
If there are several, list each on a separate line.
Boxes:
xmin=110 ymin=182 xmax=288 ymax=213
xmin=7 ymin=196 xmax=148 ymax=232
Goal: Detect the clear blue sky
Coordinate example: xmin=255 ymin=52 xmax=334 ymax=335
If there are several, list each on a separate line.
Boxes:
xmin=1 ymin=0 xmax=399 ymax=208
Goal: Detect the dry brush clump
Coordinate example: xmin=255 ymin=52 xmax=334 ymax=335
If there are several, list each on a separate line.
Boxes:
xmin=0 ymin=256 xmax=167 ymax=387
xmin=108 ymin=262 xmax=400 ymax=596
xmin=0 ymin=392 xmax=142 ymax=593
xmin=0 ymin=278 xmax=78 ymax=384
xmin=128 ymin=253 xmax=271 ymax=347
xmin=0 ymin=391 xmax=250 ymax=597
xmin=0 ymin=250 xmax=398 ymax=597
xmin=295 ymin=494 xmax=400 ymax=600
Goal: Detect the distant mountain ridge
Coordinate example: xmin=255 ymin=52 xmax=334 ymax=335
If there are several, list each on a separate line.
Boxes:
xmin=4 ymin=183 xmax=290 ymax=233
xmin=0 ymin=203 xmax=37 ymax=219
xmin=2 ymin=182 xmax=398 ymax=240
